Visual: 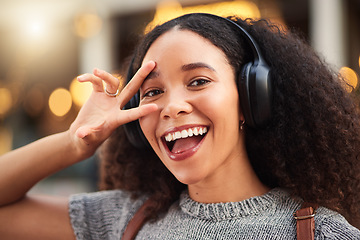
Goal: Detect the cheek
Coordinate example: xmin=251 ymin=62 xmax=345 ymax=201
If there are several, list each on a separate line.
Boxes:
xmin=198 ymin=85 xmax=240 ymax=121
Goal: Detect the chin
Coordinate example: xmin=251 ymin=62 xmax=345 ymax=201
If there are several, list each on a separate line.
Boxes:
xmin=172 ymin=172 xmax=206 ymax=185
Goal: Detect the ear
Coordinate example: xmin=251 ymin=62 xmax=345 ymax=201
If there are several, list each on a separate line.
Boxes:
xmin=238 ymin=108 xmax=245 ymax=123
xmin=238 ymin=111 xmax=246 ymax=130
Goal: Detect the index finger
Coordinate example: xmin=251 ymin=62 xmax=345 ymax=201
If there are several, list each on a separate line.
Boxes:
xmin=118 ymin=61 xmax=156 ymax=109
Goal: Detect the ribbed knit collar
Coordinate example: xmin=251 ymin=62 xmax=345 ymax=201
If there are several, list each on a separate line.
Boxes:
xmin=179 ymin=188 xmax=289 ymax=221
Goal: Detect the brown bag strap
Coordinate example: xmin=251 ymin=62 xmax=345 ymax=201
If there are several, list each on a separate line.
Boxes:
xmin=294 ymin=202 xmax=318 ymax=240
xmin=122 ymin=197 xmax=155 ymax=240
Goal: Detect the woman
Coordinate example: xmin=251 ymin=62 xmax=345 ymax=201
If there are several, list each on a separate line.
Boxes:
xmin=0 ymin=13 xmax=359 ymax=239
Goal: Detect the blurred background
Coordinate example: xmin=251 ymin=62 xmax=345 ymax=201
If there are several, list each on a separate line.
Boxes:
xmin=0 ymin=0 xmax=359 ymax=196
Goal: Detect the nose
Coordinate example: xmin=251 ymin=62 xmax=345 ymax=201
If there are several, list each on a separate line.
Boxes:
xmin=160 ymin=91 xmax=193 ymax=119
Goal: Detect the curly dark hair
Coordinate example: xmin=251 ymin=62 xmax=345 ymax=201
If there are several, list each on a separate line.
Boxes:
xmin=99 ymin=14 xmax=360 ymax=226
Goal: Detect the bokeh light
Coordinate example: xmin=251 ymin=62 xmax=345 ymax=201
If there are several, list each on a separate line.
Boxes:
xmin=0 ymin=88 xmax=13 ymax=116
xmin=26 ymin=20 xmax=45 ymax=38
xmin=74 ymin=13 xmax=103 ymax=39
xmin=70 ymin=77 xmax=93 ymax=107
xmin=145 ymin=0 xmax=261 ymax=33
xmin=48 ymin=88 xmax=72 ymax=117
xmin=0 ymin=127 xmax=13 ymax=155
xmin=339 ymin=67 xmax=359 ymax=93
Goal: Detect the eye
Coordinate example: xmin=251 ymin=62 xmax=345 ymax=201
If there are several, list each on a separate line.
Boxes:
xmin=142 ymin=88 xmax=163 ymax=98
xmin=189 ymin=78 xmax=210 ymax=87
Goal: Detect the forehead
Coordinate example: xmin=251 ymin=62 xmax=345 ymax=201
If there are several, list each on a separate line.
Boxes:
xmin=142 ymin=29 xmax=228 ymax=65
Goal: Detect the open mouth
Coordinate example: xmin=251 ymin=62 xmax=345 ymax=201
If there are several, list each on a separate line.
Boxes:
xmin=162 ymin=126 xmax=208 ymax=154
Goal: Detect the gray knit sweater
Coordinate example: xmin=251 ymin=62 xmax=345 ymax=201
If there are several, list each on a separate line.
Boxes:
xmin=69 ymin=188 xmax=360 ymax=239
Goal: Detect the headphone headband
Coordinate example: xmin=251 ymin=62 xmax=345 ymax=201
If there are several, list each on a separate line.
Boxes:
xmin=189 ymin=13 xmax=264 ymax=63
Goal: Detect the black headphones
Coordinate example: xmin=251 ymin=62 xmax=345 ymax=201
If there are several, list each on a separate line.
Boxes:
xmin=123 ymin=13 xmax=272 ymax=149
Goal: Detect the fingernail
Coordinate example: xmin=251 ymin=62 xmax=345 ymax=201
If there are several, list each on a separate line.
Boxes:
xmin=77 ymin=74 xmax=86 ymax=81
xmin=93 ymin=68 xmax=103 ymax=75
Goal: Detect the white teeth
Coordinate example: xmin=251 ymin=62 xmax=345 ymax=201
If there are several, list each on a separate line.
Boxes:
xmin=188 ymin=128 xmax=193 ymax=137
xmin=181 ymin=130 xmax=188 ymax=138
xmin=164 ymin=127 xmax=208 ymax=142
xmin=175 ymin=131 xmax=181 ymax=139
xmin=165 ymin=134 xmax=172 ymax=142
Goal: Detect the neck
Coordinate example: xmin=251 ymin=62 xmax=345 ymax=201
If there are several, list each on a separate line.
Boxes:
xmin=187 ymin=151 xmax=270 ymax=203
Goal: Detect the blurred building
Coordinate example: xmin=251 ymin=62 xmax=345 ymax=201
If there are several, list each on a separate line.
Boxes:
xmin=0 ymin=0 xmax=359 ymax=195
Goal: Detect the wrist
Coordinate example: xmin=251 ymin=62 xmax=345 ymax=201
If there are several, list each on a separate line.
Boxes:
xmin=64 ymin=130 xmax=96 ymax=162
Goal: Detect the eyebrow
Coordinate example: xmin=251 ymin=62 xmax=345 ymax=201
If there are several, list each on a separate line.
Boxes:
xmin=144 ymin=71 xmax=159 ymax=81
xmin=143 ymin=62 xmax=216 ymax=82
xmin=181 ymin=62 xmax=216 ymax=72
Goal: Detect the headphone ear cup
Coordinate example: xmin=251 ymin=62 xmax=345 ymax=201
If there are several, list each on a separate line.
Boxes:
xmin=123 ymin=92 xmax=151 ymax=149
xmin=238 ymin=62 xmax=272 ymax=128
xmin=123 ymin=119 xmax=150 ymax=149
xmin=249 ymin=63 xmax=272 ymax=127
xmin=238 ymin=62 xmax=256 ymax=127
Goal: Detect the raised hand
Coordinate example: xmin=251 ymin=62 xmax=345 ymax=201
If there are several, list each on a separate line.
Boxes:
xmin=69 ymin=61 xmax=158 ymax=156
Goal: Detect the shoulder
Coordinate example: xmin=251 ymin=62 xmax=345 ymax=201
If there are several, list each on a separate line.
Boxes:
xmin=69 ymin=190 xmax=148 ymax=240
xmin=315 ymin=207 xmax=360 ymax=239
xmin=69 ymin=189 xmax=145 ymax=209
xmin=69 ymin=190 xmax=147 ymax=220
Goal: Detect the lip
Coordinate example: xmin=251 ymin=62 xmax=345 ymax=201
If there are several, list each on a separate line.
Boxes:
xmin=160 ymin=124 xmax=208 ymax=161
